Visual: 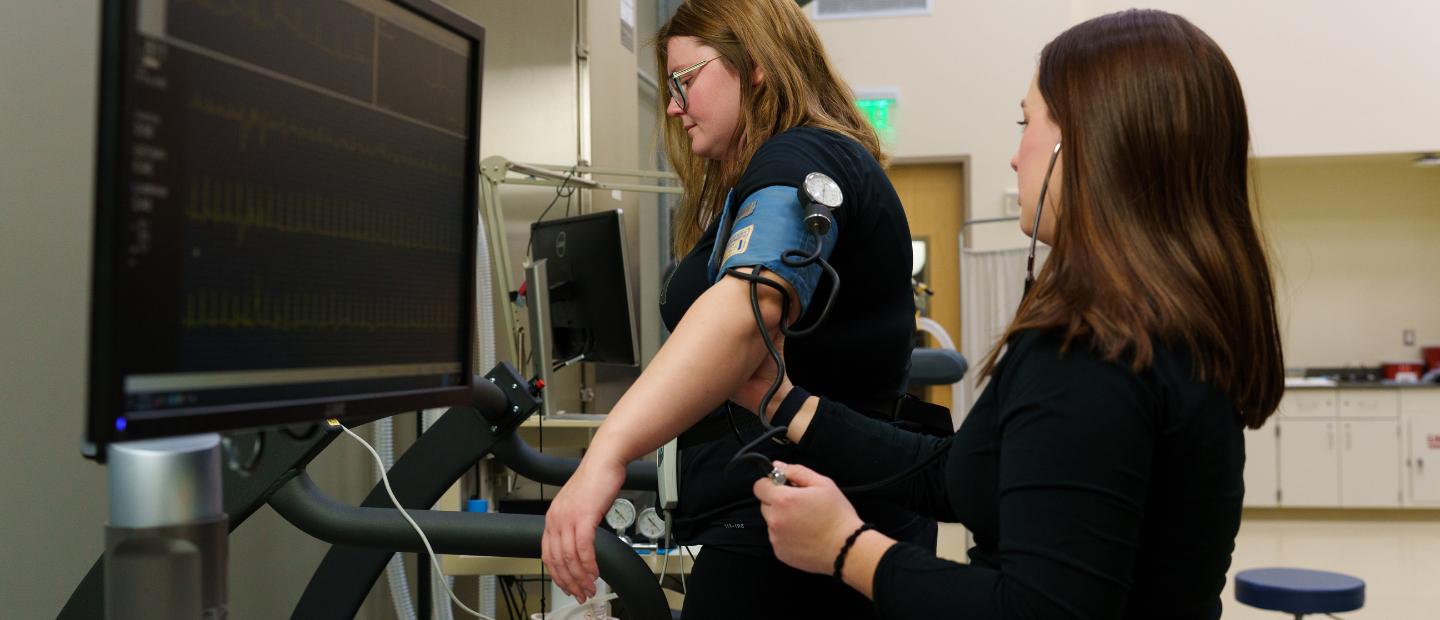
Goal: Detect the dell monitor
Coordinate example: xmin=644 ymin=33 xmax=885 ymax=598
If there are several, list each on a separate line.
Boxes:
xmin=86 ymin=0 xmax=485 ymax=458
xmin=529 ymin=210 xmax=639 ymax=368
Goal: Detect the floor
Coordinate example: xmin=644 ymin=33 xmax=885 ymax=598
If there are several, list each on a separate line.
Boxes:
xmin=1221 ymin=510 xmax=1440 ymax=619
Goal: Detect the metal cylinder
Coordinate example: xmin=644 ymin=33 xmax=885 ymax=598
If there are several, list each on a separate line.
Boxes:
xmin=105 ymin=435 xmax=228 ymax=619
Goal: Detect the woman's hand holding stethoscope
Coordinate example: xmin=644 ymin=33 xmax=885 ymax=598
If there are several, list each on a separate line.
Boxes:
xmin=751 ymin=460 xmax=865 ymax=575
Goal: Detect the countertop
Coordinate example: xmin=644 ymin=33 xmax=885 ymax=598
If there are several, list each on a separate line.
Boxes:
xmin=1284 ymin=379 xmax=1440 ymax=390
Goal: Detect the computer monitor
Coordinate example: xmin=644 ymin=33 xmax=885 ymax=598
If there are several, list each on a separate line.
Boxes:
xmin=86 ymin=0 xmax=485 ymax=458
xmin=529 ymin=210 xmax=639 ymax=367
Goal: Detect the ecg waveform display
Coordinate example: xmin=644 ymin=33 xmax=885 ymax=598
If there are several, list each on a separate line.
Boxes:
xmin=166 ymin=0 xmax=470 ymax=134
xmin=184 ymin=278 xmax=459 ymax=332
xmin=169 ymin=0 xmax=376 ymax=101
xmin=186 ymin=93 xmax=460 ymax=179
xmin=186 ymin=176 xmax=462 ymax=252
xmin=176 ymin=0 xmax=372 ymax=64
xmin=376 ymin=20 xmax=469 ymax=135
xmin=114 ymin=0 xmax=475 ymax=378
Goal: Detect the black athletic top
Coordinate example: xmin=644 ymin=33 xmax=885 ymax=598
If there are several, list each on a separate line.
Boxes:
xmin=659 ymin=126 xmax=917 ymax=549
xmin=800 ymin=329 xmax=1246 ymax=620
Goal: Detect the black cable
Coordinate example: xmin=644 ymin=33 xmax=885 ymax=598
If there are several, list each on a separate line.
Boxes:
xmin=508 ymin=577 xmax=523 ymax=620
xmin=498 ymin=576 xmax=519 ymax=620
xmin=525 ymin=167 xmax=580 ymax=259
xmin=675 ymin=437 xmax=955 ymax=527
xmin=718 ymin=266 xmax=792 ymax=481
xmin=471 ymin=460 xmax=480 ymax=500
xmin=723 ymin=403 xmax=748 ymax=446
xmin=524 ymin=578 xmax=535 ymax=620
xmin=745 ymin=267 xmax=787 ymax=427
xmin=838 ymin=437 xmax=954 ymax=494
xmin=537 ymin=402 xmax=546 ymax=616
xmin=718 ymin=232 xmax=841 ymax=484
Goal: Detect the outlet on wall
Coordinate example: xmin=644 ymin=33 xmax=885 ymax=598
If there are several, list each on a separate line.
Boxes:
xmin=1002 ymin=189 xmax=1020 ymax=217
xmin=1404 ymin=328 xmax=1417 ymax=346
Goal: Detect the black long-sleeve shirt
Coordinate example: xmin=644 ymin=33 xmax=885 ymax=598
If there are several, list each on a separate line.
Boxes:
xmin=798 ymin=329 xmax=1246 ymax=619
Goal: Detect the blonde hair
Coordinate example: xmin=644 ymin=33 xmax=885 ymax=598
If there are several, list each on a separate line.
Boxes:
xmin=657 ymin=0 xmax=885 ymax=257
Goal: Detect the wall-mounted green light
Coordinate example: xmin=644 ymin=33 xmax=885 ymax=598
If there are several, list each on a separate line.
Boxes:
xmin=856 ymin=98 xmax=894 ymax=132
xmin=855 ymin=90 xmax=898 ymax=143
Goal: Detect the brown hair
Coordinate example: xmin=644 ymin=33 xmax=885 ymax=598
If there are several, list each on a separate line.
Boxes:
xmin=656 ymin=0 xmax=885 ymax=257
xmin=984 ymin=9 xmax=1284 ymax=428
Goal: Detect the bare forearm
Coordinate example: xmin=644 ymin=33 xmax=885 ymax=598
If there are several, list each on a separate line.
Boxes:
xmin=583 ymin=276 xmax=784 ymax=465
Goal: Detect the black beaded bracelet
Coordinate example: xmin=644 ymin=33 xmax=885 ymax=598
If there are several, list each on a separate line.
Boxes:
xmin=832 ymin=522 xmax=876 ymax=580
xmin=771 ymin=386 xmax=811 ymax=429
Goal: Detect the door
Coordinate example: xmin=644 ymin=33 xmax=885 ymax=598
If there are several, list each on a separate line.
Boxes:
xmin=887 ymin=163 xmax=965 ymax=414
xmin=1242 ymin=424 xmax=1279 ymax=507
xmin=1339 ymin=420 xmax=1401 ymax=507
xmin=1278 ymin=419 xmax=1340 ymax=507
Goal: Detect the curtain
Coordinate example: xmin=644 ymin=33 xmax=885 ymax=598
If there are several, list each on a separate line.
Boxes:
xmin=957 ymin=245 xmax=1048 ymax=417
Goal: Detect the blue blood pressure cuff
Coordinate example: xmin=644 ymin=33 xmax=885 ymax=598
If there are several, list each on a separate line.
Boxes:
xmin=708 ymin=185 xmax=838 ymax=312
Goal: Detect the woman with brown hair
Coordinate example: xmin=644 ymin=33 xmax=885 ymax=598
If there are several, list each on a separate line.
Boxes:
xmin=735 ymin=9 xmax=1284 ymax=619
xmin=542 ymin=0 xmax=925 ymax=617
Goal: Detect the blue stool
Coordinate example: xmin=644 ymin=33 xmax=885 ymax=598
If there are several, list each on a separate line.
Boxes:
xmin=1234 ymin=568 xmax=1364 ymax=619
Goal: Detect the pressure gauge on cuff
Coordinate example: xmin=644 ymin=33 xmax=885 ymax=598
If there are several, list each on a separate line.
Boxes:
xmin=802 ymin=172 xmax=843 ymax=209
xmin=800 ymin=172 xmax=843 ymax=235
xmin=636 ymin=507 xmax=668 ymax=541
xmin=605 ymin=498 xmax=637 ymax=531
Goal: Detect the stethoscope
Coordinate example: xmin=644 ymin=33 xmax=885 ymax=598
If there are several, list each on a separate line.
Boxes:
xmin=1023 ymin=141 xmax=1062 ymax=297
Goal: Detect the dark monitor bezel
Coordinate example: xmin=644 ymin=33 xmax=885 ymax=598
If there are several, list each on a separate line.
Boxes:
xmin=85 ymin=0 xmax=485 ymax=459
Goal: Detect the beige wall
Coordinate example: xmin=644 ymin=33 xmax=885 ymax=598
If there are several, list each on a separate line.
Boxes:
xmin=812 ymin=0 xmax=1440 ymax=252
xmin=809 ymin=0 xmax=1066 ymax=253
xmin=1257 ymin=156 xmax=1440 ymax=367
xmin=0 ymin=5 xmax=107 ymax=616
xmin=1076 ymin=0 xmax=1440 ymax=158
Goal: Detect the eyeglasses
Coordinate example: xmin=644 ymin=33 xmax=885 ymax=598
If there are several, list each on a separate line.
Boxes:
xmin=666 ymin=56 xmax=720 ymax=112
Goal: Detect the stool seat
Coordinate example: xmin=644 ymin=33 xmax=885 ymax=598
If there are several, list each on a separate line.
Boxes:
xmin=1235 ymin=568 xmax=1365 ymax=615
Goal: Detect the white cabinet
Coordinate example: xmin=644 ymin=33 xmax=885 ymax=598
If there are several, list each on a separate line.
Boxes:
xmin=1280 ymin=390 xmax=1337 ymax=418
xmin=1243 ymin=425 xmax=1279 ymax=507
xmin=1402 ymin=392 xmax=1440 ymax=506
xmin=1339 ymin=420 xmax=1402 ymax=507
xmin=1273 ymin=388 xmax=1404 ymax=509
xmin=1278 ymin=419 xmax=1340 ymax=507
xmin=1339 ymin=391 xmax=1399 ymax=420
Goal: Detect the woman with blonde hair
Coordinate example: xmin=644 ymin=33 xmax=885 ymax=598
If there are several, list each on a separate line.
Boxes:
xmin=542 ymin=0 xmax=925 ymax=617
xmin=735 ymin=9 xmax=1284 ymax=619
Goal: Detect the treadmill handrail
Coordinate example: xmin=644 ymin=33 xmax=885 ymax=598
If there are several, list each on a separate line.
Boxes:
xmin=489 ymin=424 xmax=658 ymax=490
xmin=269 ymin=472 xmax=671 ymax=620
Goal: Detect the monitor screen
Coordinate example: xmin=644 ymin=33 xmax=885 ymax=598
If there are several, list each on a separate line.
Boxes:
xmin=529 ymin=211 xmax=639 ymax=367
xmin=86 ymin=0 xmax=484 ymax=456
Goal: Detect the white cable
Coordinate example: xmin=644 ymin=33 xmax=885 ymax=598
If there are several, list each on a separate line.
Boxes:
xmin=336 ymin=421 xmax=496 ymax=620
xmin=680 ymin=546 xmax=691 ymax=594
xmin=375 ymin=417 xmax=417 ymax=620
xmin=657 ymin=523 xmax=673 ymax=588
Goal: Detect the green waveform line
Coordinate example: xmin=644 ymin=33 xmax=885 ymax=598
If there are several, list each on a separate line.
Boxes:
xmin=186 ymin=176 xmax=460 ymax=253
xmin=187 ymin=93 xmax=461 ymax=179
xmin=176 ymin=0 xmax=372 ymax=66
xmin=183 ymin=277 xmax=459 ymax=332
